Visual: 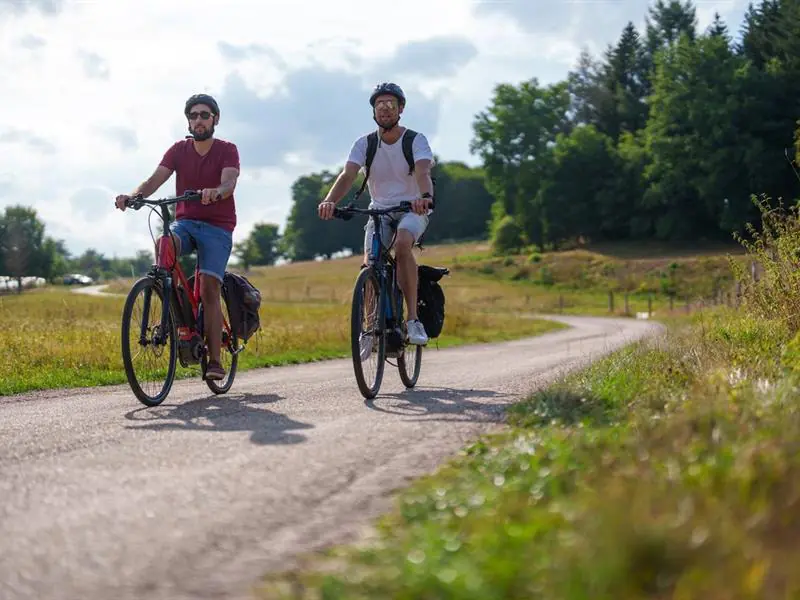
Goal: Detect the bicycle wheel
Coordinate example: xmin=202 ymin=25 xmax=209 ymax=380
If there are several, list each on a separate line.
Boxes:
xmin=351 ymin=267 xmax=385 ymax=399
xmin=202 ymin=294 xmax=239 ymax=395
xmin=120 ymin=277 xmax=178 ymax=407
xmin=394 ymin=289 xmax=422 ymax=388
xmin=398 ymin=340 xmax=423 ymax=388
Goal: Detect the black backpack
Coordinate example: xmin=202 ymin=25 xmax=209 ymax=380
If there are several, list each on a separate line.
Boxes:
xmin=221 ymin=271 xmax=262 ymax=343
xmin=353 ymin=129 xmax=435 ymax=201
xmin=417 ymin=265 xmax=448 ymax=339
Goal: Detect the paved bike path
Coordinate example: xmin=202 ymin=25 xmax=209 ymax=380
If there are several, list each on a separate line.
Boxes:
xmin=0 ymin=315 xmax=660 ymax=600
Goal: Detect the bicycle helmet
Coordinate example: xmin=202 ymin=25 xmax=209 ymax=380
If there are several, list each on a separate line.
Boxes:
xmin=369 ymin=82 xmax=406 ymax=108
xmin=184 ymin=93 xmax=220 ymax=117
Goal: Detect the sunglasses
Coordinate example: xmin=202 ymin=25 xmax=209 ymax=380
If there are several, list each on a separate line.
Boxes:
xmin=374 ymin=99 xmax=397 ymax=110
xmin=188 ymin=111 xmax=213 ymax=121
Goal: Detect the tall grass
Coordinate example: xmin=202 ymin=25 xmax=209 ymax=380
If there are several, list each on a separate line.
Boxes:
xmin=732 ymin=194 xmax=800 ymax=332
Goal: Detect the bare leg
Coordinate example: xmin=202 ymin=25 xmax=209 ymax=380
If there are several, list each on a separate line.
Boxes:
xmin=200 ymin=274 xmax=223 ymax=364
xmin=394 ymin=230 xmax=418 ymax=320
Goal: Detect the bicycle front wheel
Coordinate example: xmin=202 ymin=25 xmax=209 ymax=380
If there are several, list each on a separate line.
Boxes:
xmin=120 ymin=277 xmax=178 ymax=407
xmin=351 ymin=267 xmax=385 ymax=399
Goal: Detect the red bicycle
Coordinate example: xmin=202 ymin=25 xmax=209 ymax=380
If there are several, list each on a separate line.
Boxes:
xmin=119 ymin=191 xmax=241 ymax=406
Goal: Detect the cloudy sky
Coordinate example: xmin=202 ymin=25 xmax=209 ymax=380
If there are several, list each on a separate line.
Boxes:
xmin=0 ymin=0 xmax=748 ymax=259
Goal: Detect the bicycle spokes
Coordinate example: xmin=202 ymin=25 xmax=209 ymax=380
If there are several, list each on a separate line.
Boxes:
xmin=359 ymin=278 xmax=379 ymax=369
xmin=121 ymin=279 xmax=177 ymax=406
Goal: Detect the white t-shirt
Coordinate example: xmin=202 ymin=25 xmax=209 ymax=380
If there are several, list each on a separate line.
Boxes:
xmin=346 ymin=129 xmax=435 ymax=209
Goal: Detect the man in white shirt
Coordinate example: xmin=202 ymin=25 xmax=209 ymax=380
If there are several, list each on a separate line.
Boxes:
xmin=318 ymin=82 xmax=435 ymax=345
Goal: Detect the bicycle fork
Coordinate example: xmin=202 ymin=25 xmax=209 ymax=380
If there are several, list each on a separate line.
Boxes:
xmin=137 ymin=272 xmax=173 ymax=347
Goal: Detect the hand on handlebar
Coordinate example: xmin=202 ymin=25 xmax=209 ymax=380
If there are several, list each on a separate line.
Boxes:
xmin=318 ymin=200 xmax=336 ymax=220
xmin=115 ymin=194 xmax=131 ymax=211
xmin=200 ymin=188 xmax=222 ymax=205
xmin=115 ymin=193 xmax=143 ymax=211
xmin=412 ymin=196 xmax=433 ymax=215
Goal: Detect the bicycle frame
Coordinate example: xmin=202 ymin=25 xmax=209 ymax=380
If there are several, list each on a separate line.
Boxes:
xmin=128 ymin=192 xmax=232 ymax=352
xmin=367 ymin=214 xmax=404 ymax=336
xmin=336 ymin=200 xmax=434 ymax=340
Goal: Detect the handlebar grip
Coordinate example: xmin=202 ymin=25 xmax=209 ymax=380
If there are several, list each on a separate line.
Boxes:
xmin=125 ymin=195 xmax=144 ymax=210
xmin=400 ymin=199 xmax=435 ymax=211
xmin=332 ymin=207 xmax=354 ymax=221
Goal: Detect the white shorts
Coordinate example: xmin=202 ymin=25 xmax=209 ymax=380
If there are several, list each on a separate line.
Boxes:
xmin=364 ymin=211 xmax=429 ymax=255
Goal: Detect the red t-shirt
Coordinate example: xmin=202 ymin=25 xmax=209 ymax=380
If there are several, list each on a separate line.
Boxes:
xmin=159 ymin=138 xmax=240 ymax=232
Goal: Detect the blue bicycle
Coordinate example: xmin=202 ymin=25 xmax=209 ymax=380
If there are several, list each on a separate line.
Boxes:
xmin=333 ymin=200 xmax=447 ymax=399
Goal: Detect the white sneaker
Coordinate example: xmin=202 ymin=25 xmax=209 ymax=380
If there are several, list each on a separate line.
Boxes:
xmin=406 ymin=319 xmax=428 ymax=346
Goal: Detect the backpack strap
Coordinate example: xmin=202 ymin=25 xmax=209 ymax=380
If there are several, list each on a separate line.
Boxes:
xmin=401 ymin=129 xmax=418 ymax=175
xmin=354 ymin=132 xmax=379 ymax=201
xmin=354 ymin=129 xmax=420 ymax=200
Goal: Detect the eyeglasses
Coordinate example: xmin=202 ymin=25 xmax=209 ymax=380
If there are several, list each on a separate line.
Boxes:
xmin=188 ymin=111 xmax=212 ymax=121
xmin=374 ymin=99 xmax=397 ymax=110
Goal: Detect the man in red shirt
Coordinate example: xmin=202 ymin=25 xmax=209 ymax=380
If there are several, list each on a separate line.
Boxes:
xmin=115 ymin=93 xmax=240 ymax=381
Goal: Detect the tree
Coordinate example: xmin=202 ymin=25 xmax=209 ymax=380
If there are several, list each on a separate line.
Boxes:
xmin=0 ymin=205 xmax=60 ymax=291
xmin=233 ymin=238 xmax=261 ymax=272
xmin=641 ymin=0 xmax=699 ymax=98
xmin=566 ymin=49 xmax=612 ymax=130
xmin=233 ymin=222 xmax=281 ymax=270
xmin=602 ymin=22 xmax=649 ymax=141
xmin=281 ymin=170 xmax=364 ymax=261
xmin=536 ymin=125 xmax=624 ymax=245
xmin=4 ymin=228 xmax=29 ymax=293
xmin=470 ymin=78 xmax=571 ymax=245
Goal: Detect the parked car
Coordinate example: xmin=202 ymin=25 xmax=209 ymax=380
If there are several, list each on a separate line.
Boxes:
xmin=63 ymin=273 xmax=94 ymax=286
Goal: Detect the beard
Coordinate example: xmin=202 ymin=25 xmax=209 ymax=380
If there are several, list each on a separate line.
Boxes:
xmin=189 ymin=123 xmax=215 ymax=141
xmin=373 ymin=114 xmax=399 ymax=131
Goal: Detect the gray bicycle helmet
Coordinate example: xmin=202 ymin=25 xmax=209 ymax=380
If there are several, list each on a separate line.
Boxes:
xmin=369 ymin=82 xmax=406 ymax=108
xmin=184 ymin=93 xmax=220 ymax=117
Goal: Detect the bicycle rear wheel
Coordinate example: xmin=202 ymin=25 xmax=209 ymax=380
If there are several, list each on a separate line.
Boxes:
xmin=351 ymin=267 xmax=385 ymax=399
xmin=202 ymin=294 xmax=240 ymax=394
xmin=398 ymin=342 xmax=422 ymax=388
xmin=120 ymin=277 xmax=177 ymax=407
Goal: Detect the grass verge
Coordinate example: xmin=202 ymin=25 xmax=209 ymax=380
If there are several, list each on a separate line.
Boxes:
xmin=0 ymin=288 xmax=565 ymax=396
xmin=257 ymin=306 xmax=800 ymax=599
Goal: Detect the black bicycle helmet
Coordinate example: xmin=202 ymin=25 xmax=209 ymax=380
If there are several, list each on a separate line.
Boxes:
xmin=369 ymin=82 xmax=406 ymax=108
xmin=184 ymin=93 xmax=220 ymax=117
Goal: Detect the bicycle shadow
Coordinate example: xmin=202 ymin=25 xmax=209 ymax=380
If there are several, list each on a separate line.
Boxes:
xmin=364 ymin=386 xmax=515 ymax=423
xmin=122 ymin=392 xmax=313 ymax=445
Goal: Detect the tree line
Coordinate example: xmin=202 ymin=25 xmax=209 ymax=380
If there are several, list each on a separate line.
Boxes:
xmin=472 ymin=0 xmax=800 ymax=252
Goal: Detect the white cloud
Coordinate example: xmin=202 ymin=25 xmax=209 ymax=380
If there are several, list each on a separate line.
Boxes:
xmin=0 ymin=0 xmax=751 ymax=258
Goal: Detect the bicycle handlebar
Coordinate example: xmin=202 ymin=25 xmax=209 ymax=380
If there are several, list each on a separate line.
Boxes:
xmin=332 ymin=199 xmax=435 ymax=221
xmin=121 ymin=190 xmax=202 ymax=211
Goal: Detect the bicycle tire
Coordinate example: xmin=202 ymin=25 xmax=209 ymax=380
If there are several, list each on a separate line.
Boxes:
xmin=203 ymin=293 xmax=239 ymax=395
xmin=351 ymin=267 xmax=386 ymax=399
xmin=398 ymin=344 xmax=423 ymax=388
xmin=120 ymin=277 xmax=178 ymax=407
xmin=393 ymin=288 xmax=423 ymax=388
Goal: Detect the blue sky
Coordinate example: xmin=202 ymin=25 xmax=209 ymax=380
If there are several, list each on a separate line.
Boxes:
xmin=0 ymin=0 xmax=749 ymax=258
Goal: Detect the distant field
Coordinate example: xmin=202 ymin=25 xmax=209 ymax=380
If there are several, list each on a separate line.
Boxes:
xmin=1 ymin=240 xmax=741 ymax=396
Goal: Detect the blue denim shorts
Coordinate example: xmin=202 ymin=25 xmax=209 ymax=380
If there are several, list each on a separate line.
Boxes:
xmin=169 ymin=219 xmax=233 ymax=282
